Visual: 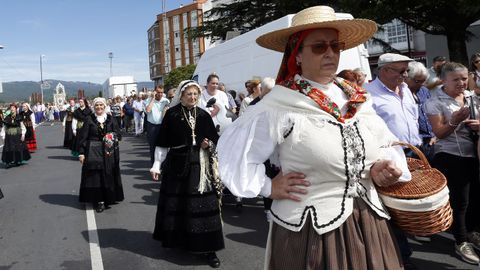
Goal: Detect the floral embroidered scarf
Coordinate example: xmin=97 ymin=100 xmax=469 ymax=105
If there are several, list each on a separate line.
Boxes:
xmin=280 ymin=77 xmax=367 ymax=123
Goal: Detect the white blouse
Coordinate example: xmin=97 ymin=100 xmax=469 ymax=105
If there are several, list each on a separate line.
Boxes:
xmin=217 ymin=76 xmax=411 ymax=235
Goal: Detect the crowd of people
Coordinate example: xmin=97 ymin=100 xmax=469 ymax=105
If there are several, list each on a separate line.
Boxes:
xmin=3 ymin=4 xmax=480 ymax=269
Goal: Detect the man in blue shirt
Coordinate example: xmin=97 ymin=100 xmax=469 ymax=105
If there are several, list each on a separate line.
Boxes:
xmin=365 ymin=53 xmax=422 ymax=149
xmin=145 ymin=86 xmax=169 ymax=165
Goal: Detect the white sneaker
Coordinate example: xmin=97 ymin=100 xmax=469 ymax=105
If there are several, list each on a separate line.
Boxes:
xmin=467 ymin=232 xmax=480 ymax=251
xmin=455 ymin=242 xmax=480 ymax=264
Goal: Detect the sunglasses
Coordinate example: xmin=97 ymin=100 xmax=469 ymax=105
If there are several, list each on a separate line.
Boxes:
xmin=302 ymin=41 xmax=346 ymax=54
xmin=387 ymin=66 xmax=409 ymax=75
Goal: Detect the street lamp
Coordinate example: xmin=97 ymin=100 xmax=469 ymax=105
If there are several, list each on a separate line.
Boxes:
xmin=40 ymin=54 xmax=45 ymax=104
xmin=108 ymin=52 xmax=113 ymax=77
xmin=0 ymin=46 xmax=3 ymax=94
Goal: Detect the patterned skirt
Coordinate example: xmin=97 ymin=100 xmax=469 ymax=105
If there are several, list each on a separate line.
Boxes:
xmin=25 ymin=128 xmax=37 ymax=152
xmin=268 ymin=199 xmax=404 ymax=270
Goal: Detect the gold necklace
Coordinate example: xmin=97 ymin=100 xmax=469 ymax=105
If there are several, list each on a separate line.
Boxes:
xmin=181 ymin=106 xmax=197 ymax=145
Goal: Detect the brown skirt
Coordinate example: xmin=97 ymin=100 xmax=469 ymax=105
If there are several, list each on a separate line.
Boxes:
xmin=269 ymin=199 xmax=404 ymax=270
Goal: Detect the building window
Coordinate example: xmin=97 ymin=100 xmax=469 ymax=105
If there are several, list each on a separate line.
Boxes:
xmin=173 ymin=15 xmax=179 ymax=31
xmin=183 ymin=13 xmax=188 ymax=29
xmin=386 ymin=19 xmax=408 ymax=44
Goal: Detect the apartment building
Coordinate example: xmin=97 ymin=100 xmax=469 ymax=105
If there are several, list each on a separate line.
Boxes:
xmin=148 ymin=0 xmax=209 ymax=85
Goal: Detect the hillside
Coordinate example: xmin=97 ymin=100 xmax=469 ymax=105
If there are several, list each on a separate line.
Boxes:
xmin=0 ymin=80 xmax=154 ymax=103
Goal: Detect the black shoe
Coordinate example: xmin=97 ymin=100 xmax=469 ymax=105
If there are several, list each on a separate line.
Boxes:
xmin=205 ymin=252 xmax=220 ymax=268
xmin=95 ymin=202 xmax=105 ymax=213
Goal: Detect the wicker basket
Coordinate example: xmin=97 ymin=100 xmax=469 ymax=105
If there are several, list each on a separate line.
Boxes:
xmin=376 ymin=142 xmax=453 ymax=236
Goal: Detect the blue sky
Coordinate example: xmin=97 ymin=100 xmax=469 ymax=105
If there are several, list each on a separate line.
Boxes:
xmin=0 ymin=0 xmax=193 ymax=83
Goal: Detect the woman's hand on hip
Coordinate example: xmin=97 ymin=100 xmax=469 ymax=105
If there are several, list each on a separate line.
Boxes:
xmin=79 ymin=155 xmax=85 ymax=165
xmin=371 ymin=159 xmax=402 ymax=187
xmin=270 ymin=171 xmax=310 ymax=202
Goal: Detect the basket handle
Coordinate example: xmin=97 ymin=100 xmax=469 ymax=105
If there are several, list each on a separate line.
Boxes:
xmin=392 ymin=141 xmax=431 ymax=169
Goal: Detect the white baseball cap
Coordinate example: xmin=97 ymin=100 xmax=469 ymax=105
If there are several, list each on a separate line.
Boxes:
xmin=378 ymin=53 xmax=413 ymax=67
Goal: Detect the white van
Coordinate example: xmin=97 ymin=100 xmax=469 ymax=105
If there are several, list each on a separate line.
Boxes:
xmin=192 ymin=12 xmax=372 ymax=92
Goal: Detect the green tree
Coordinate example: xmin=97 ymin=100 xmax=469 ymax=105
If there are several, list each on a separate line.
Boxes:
xmin=337 ymin=0 xmax=480 ymax=65
xmin=191 ymin=0 xmax=480 ymax=64
xmin=189 ymin=0 xmax=333 ymax=42
xmin=164 ymin=64 xmax=197 ymax=90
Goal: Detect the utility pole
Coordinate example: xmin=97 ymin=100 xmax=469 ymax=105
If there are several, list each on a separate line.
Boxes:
xmin=108 ymin=52 xmax=113 ymax=77
xmin=40 ymin=55 xmax=45 ymax=104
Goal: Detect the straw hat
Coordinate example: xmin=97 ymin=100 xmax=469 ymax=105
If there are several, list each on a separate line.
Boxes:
xmin=256 ymin=6 xmax=377 ymax=52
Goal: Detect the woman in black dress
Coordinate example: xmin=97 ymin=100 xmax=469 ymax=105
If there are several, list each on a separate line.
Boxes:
xmin=63 ymin=99 xmax=76 ymax=148
xmin=78 ymin=97 xmax=123 ymax=212
xmin=71 ymin=98 xmax=92 ymax=157
xmin=1 ymin=104 xmax=31 ymax=168
xmin=19 ymin=103 xmax=37 ymax=153
xmin=150 ymin=80 xmax=224 ymax=268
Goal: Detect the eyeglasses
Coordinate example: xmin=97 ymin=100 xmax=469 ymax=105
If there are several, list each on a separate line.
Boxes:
xmin=302 ymin=41 xmax=346 ymax=54
xmin=386 ymin=66 xmax=409 ymax=75
xmin=414 ymin=79 xmax=425 ymax=84
xmin=412 ymin=78 xmax=426 ymax=84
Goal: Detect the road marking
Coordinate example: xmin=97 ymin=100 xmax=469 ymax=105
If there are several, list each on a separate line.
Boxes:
xmin=85 ymin=204 xmax=105 ymax=270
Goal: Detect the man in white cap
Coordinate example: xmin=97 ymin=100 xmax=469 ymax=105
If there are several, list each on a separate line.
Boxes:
xmin=365 ymin=53 xmax=420 ymax=268
xmin=365 ymin=53 xmax=421 ymax=149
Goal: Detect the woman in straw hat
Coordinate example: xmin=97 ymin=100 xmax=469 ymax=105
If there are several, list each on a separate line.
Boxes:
xmin=217 ymin=6 xmax=411 ymax=269
xmin=78 ymin=97 xmax=123 ymax=213
xmin=150 ymin=80 xmax=224 ymax=268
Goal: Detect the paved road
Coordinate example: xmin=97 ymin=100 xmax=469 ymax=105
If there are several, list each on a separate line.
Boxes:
xmin=0 ymin=122 xmax=477 ymax=269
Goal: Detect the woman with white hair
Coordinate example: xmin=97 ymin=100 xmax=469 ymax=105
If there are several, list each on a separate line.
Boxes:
xmin=20 ymin=102 xmax=37 ymax=153
xmin=405 ymin=61 xmax=436 ymax=161
xmin=77 ymin=97 xmax=123 ymax=213
xmin=150 ymin=80 xmax=224 ymax=268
